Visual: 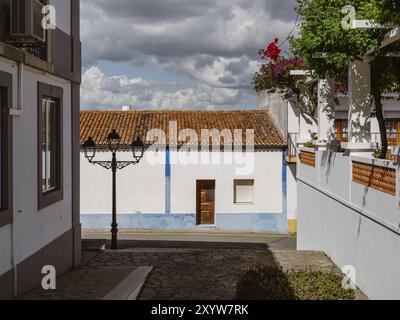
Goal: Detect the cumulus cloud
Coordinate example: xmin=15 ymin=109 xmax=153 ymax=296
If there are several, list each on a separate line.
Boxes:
xmin=80 ymin=0 xmax=297 ymax=109
xmin=81 ymin=66 xmax=255 ymax=109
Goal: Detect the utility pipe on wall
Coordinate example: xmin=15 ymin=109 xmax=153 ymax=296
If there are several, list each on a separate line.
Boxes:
xmin=9 ymin=61 xmax=24 ymax=116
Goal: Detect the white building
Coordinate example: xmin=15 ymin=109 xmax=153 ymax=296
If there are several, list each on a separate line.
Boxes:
xmin=295 ymin=29 xmax=400 ymax=299
xmin=0 ymin=0 xmax=81 ymax=298
xmin=80 ymin=110 xmax=297 ymax=233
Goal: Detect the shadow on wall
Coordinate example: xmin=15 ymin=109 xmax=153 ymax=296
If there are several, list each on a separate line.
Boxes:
xmin=320 ymin=148 xmax=337 ymax=183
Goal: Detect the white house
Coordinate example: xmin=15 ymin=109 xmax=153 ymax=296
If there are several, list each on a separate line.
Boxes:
xmin=0 ymin=0 xmax=81 ymax=298
xmin=80 ymin=110 xmax=297 ymax=233
xmin=260 ymin=89 xmax=400 ymax=157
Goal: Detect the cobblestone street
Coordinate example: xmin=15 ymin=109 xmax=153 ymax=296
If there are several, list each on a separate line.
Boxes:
xmin=23 ymin=237 xmax=365 ymax=300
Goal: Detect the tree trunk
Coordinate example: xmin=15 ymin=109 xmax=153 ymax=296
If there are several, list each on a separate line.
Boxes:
xmin=293 ymin=92 xmax=318 ymax=125
xmin=371 ymin=83 xmax=388 ymax=159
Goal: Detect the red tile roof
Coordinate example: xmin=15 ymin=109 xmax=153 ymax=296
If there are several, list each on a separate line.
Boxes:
xmin=80 ymin=110 xmax=285 ymax=147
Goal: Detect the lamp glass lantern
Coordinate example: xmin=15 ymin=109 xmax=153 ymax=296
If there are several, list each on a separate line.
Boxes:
xmin=132 ymin=137 xmax=145 ymax=161
xmin=107 ymin=129 xmax=121 ymax=152
xmin=83 ymin=137 xmax=96 ymax=161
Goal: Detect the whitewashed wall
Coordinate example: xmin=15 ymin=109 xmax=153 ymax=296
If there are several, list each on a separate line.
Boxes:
xmin=81 ymin=150 xmax=284 ymax=215
xmin=286 ymin=164 xmax=297 ymax=220
xmin=288 ymin=101 xmax=300 ymax=134
xmin=297 ymin=149 xmax=400 ymax=299
xmin=258 ymin=92 xmax=288 ymax=137
xmin=170 ymin=150 xmax=283 ymax=214
xmin=0 ymin=57 xmax=73 ymax=275
xmin=80 ymin=150 xmax=166 ymax=214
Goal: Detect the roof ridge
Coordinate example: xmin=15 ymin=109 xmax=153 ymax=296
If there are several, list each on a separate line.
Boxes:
xmin=80 ymin=109 xmax=266 ymax=113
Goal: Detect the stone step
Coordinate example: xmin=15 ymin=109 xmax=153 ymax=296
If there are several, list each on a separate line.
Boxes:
xmin=103 ymin=266 xmax=153 ymax=300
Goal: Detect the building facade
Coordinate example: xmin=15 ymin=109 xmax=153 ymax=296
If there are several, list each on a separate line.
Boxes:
xmin=0 ymin=0 xmax=81 ymax=298
xmin=259 ymin=79 xmax=400 ymax=237
xmin=295 ymin=29 xmax=400 ymax=299
xmin=80 ymin=110 xmax=296 ymax=233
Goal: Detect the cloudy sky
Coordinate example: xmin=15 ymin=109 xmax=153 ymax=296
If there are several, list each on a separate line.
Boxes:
xmin=80 ymin=0 xmax=297 ymax=110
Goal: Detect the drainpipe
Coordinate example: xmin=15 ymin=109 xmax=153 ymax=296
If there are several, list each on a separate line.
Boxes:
xmin=10 ymin=61 xmax=24 ymax=298
xmin=10 ymin=61 xmax=24 ymax=116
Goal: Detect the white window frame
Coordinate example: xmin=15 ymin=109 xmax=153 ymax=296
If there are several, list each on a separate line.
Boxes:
xmin=42 ymin=97 xmax=57 ymax=193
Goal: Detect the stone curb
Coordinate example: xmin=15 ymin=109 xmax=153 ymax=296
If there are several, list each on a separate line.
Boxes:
xmin=102 ymin=266 xmax=153 ymax=300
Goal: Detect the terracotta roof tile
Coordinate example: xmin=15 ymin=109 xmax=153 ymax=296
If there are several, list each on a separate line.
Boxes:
xmin=80 ymin=110 xmax=286 ymax=147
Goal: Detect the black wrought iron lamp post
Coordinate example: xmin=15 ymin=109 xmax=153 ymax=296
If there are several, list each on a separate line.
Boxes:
xmin=82 ymin=130 xmax=145 ymax=250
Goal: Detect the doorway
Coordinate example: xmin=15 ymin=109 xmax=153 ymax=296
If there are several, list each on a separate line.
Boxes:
xmin=196 ymin=180 xmax=215 ymax=225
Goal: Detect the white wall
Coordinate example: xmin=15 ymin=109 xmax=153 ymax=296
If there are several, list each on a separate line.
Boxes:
xmin=299 ymin=113 xmax=318 ymax=142
xmin=258 ymin=91 xmax=288 ymax=137
xmin=336 ymin=96 xmax=400 ymax=131
xmin=0 ymin=57 xmax=73 ymax=275
xmin=80 ymin=150 xmax=166 ymax=214
xmin=288 ymin=101 xmax=300 ymax=134
xmin=298 ymin=181 xmax=400 ymax=299
xmin=318 ymin=151 xmax=350 ymax=201
xmin=171 ymin=150 xmax=283 ymax=214
xmin=350 ymin=156 xmax=399 ymax=226
xmin=286 ymin=164 xmax=297 ymax=220
xmin=81 ymin=150 xmax=285 ymax=216
xmin=297 ymin=148 xmax=317 ymax=185
xmin=285 ymin=94 xmax=399 ymax=142
xmin=297 ymin=149 xmax=400 ymax=299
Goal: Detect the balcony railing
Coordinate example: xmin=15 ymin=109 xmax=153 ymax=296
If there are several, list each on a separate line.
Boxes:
xmin=24 ymin=46 xmax=47 ymax=61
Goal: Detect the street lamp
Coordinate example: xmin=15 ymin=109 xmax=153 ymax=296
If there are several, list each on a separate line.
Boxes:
xmin=132 ymin=136 xmax=145 ymax=161
xmin=82 ymin=130 xmax=145 ymax=250
xmin=82 ymin=137 xmax=96 ymax=161
xmin=107 ymin=129 xmax=121 ymax=152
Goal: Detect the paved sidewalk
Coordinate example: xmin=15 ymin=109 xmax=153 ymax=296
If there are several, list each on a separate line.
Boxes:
xmin=83 ymin=230 xmax=297 ymax=250
xmin=23 ymin=237 xmax=366 ymax=300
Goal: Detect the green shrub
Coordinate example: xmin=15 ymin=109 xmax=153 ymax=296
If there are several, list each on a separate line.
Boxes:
xmin=303 ymin=141 xmax=316 ymax=149
xmin=236 ymin=265 xmax=355 ymax=300
xmin=288 ymin=269 xmax=355 ymax=300
xmin=236 ymin=263 xmax=295 ymax=300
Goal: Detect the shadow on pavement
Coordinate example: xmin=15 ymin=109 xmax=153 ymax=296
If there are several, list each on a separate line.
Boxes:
xmin=108 ymin=239 xmax=271 ymax=250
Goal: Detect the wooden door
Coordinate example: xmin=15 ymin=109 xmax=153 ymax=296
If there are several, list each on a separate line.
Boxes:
xmin=196 ymin=180 xmax=215 ymax=225
xmin=397 ymin=120 xmax=400 ymax=146
xmin=385 ymin=119 xmax=400 ymax=146
xmin=335 ymin=120 xmax=348 ymax=143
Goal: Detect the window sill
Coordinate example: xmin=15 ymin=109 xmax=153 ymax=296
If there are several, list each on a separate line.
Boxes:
xmin=234 ymin=202 xmax=255 ymax=205
xmin=38 ymin=189 xmax=63 ymax=210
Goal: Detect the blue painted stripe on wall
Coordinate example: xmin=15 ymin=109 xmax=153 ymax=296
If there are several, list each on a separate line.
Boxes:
xmin=165 ymin=146 xmax=171 ymax=177
xmin=81 ymin=212 xmax=285 ymax=232
xmin=165 ymin=147 xmax=171 ymax=215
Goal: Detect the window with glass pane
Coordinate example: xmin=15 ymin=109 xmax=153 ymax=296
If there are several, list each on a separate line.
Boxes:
xmin=335 ymin=119 xmax=348 ymax=142
xmin=41 ymin=98 xmax=57 ymax=193
xmin=385 ymin=119 xmax=400 ymax=146
xmin=234 ymin=180 xmax=254 ymax=204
